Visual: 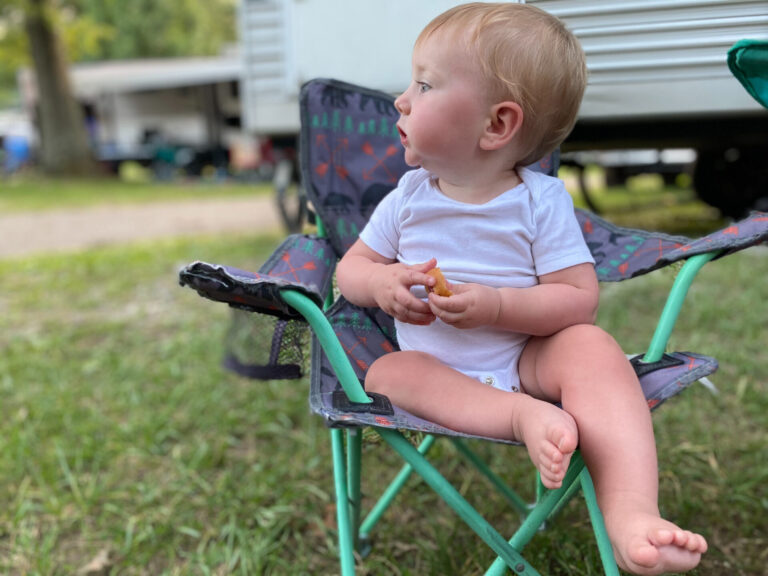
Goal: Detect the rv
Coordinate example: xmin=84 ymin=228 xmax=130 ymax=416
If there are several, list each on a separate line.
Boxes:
xmin=239 ymin=0 xmax=768 ymax=217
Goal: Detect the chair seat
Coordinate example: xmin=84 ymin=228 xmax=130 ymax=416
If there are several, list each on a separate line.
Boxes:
xmin=310 ymin=325 xmax=718 ymax=441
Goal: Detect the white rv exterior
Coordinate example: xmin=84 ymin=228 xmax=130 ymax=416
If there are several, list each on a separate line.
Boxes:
xmin=239 ymin=0 xmax=768 ymax=214
xmin=540 ymin=0 xmax=767 ymax=120
xmin=239 ymin=0 xmax=767 ymax=132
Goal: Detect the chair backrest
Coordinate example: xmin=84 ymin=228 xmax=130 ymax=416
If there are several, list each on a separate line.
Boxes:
xmin=299 ymin=78 xmax=558 ymax=258
xmin=298 ymin=78 xmax=768 ymax=284
xmin=299 ymin=78 xmax=563 ymax=426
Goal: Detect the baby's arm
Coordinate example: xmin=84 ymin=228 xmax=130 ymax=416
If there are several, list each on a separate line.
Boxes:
xmin=428 ymin=262 xmax=598 ymax=335
xmin=499 ymin=262 xmax=599 ymax=335
xmin=337 ymin=239 xmax=437 ymax=325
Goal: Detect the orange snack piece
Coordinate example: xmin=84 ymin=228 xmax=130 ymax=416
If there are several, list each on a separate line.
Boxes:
xmin=426 ymin=267 xmax=453 ymax=297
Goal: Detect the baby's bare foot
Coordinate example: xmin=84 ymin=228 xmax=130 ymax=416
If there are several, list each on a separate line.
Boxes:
xmin=514 ymin=397 xmax=578 ymax=489
xmin=604 ymin=504 xmax=707 ymax=575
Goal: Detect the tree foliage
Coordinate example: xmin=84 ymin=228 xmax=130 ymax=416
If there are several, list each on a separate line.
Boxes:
xmin=0 ymin=0 xmax=237 ymax=173
xmin=69 ymin=0 xmax=237 ymax=61
xmin=0 ymin=1 xmax=28 ymax=95
xmin=0 ymin=0 xmax=236 ymax=93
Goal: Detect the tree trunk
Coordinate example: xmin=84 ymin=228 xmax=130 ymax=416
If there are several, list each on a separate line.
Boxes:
xmin=24 ymin=0 xmax=97 ymax=175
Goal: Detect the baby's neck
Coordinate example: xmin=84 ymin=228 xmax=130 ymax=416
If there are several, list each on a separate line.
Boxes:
xmin=435 ymin=167 xmax=522 ymax=205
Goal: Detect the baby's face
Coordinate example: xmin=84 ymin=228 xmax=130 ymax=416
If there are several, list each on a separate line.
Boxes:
xmin=394 ymin=30 xmax=491 ymax=174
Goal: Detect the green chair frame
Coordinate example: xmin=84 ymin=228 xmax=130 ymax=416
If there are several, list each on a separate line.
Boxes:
xmin=279 ymin=217 xmax=720 ymax=576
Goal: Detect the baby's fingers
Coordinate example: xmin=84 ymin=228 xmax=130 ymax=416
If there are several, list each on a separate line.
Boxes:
xmin=394 ymin=303 xmax=435 ymax=325
xmin=403 ymin=259 xmax=438 ymax=290
xmin=400 ymin=308 xmax=436 ymax=325
xmin=410 ymin=258 xmax=438 ymax=273
xmin=391 ymin=291 xmax=435 ymax=325
xmin=428 ymin=291 xmax=468 ymax=314
xmin=427 ymin=295 xmax=464 ymax=323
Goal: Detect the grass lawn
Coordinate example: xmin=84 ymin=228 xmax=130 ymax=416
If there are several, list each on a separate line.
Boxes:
xmin=0 ymin=174 xmax=271 ymax=213
xmin=0 ymin=178 xmax=766 ymax=574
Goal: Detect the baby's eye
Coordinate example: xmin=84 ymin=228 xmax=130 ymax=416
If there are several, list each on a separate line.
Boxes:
xmin=417 ymin=82 xmax=431 ymax=93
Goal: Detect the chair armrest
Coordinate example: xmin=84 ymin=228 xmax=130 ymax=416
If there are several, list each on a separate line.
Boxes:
xmin=641 ymin=251 xmax=720 ymax=362
xmin=281 ymin=290 xmax=371 ymax=404
xmin=577 ymin=209 xmax=768 ymax=281
xmin=577 ymin=210 xmax=768 ymax=361
xmin=178 ymin=234 xmax=335 ymax=320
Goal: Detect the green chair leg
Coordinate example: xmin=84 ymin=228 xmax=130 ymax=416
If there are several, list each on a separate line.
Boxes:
xmin=337 ymin=428 xmax=618 ymax=575
xmin=359 ymin=434 xmax=437 ymax=540
xmin=378 ymin=428 xmax=541 ymax=576
xmin=331 ymin=428 xmax=356 ymax=575
xmin=346 ymin=428 xmax=363 ymax=552
xmin=581 ymin=471 xmax=620 ymax=576
xmin=451 ymin=438 xmax=530 ymax=517
xmin=485 ymin=454 xmax=586 ymax=576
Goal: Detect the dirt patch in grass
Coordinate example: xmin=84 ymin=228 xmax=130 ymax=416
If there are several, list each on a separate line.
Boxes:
xmin=0 ymin=196 xmax=281 ymax=259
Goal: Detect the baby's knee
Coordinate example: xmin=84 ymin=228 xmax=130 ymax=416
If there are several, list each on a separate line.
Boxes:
xmin=556 ymin=325 xmax=639 ymax=384
xmin=364 ymin=359 xmax=388 ymax=394
xmin=560 ymin=324 xmax=621 ymax=354
xmin=365 ymin=350 xmax=432 ymax=395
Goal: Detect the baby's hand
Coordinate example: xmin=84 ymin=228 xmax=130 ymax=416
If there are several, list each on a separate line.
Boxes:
xmin=428 ymin=283 xmax=501 ymax=329
xmin=370 ymin=259 xmax=437 ymax=325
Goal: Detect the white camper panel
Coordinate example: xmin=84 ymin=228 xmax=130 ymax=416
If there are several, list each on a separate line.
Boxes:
xmin=239 ymin=0 xmax=768 ymax=133
xmin=530 ymin=0 xmax=768 ymax=118
xmin=239 ymin=0 xmax=509 ymax=133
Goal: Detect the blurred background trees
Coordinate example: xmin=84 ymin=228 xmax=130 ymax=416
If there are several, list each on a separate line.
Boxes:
xmin=0 ymin=0 xmax=236 ymax=175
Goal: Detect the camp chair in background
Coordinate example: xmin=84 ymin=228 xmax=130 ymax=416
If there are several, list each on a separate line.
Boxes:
xmin=728 ymin=39 xmax=768 ymax=109
xmin=179 ymin=78 xmax=768 ymax=575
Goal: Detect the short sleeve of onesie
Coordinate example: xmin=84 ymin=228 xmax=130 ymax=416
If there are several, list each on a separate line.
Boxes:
xmin=359 ymin=169 xmax=428 ymax=261
xmin=526 ymin=173 xmax=594 ymax=276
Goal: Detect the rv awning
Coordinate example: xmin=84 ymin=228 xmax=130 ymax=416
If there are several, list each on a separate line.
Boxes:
xmin=19 ymin=56 xmax=242 ymax=101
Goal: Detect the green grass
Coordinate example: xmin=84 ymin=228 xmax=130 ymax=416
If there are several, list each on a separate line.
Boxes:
xmin=0 ymin=175 xmax=271 ymax=213
xmin=0 ymin=180 xmax=766 ymax=574
xmin=562 ymin=168 xmax=727 ymax=237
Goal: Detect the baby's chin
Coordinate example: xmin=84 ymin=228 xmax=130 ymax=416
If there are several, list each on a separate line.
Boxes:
xmin=402 ymin=149 xmax=422 ymax=168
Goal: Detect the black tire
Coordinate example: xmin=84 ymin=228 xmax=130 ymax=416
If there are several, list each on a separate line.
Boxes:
xmin=694 ymin=146 xmax=768 ymax=219
xmin=604 ymin=166 xmax=627 ymax=188
xmin=273 ymin=159 xmax=307 ymax=233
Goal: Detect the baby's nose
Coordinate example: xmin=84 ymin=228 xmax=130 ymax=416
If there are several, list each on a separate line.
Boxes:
xmin=394 ymin=93 xmax=409 ymax=114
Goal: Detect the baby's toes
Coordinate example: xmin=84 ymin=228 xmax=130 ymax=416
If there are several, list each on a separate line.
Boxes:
xmin=547 ymin=443 xmax=564 ymax=465
xmin=539 ymin=470 xmax=563 ymax=490
xmin=696 ymin=534 xmax=708 ymax=553
xmin=685 ymin=533 xmax=707 ymax=553
xmin=546 ymin=424 xmax=577 ymax=455
xmin=649 ymin=528 xmax=675 ymax=547
xmin=538 ymin=447 xmax=563 ymax=473
xmin=538 ymin=460 xmax=566 ymax=489
xmin=671 ymin=530 xmax=694 ymax=549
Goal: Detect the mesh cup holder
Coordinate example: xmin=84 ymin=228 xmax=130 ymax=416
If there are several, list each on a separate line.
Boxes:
xmin=223 ymin=309 xmax=310 ymax=380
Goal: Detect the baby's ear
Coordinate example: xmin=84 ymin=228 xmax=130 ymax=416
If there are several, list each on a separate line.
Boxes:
xmin=480 ymin=102 xmax=523 ymax=151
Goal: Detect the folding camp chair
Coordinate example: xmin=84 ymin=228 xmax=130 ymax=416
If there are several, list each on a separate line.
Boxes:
xmin=179 ymin=78 xmax=768 ymax=575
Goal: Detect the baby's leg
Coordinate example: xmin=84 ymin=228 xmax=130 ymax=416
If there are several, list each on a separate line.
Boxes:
xmin=519 ymin=324 xmax=707 ymax=575
xmin=365 ymin=350 xmax=578 ymax=488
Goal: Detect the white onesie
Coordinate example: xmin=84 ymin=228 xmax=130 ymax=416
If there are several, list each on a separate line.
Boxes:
xmin=359 ymin=167 xmax=594 ymax=392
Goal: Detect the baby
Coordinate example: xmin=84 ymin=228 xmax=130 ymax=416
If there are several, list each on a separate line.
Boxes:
xmin=336 ymin=3 xmax=708 ymax=574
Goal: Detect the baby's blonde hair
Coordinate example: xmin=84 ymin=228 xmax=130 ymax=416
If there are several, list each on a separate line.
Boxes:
xmin=416 ymin=2 xmax=587 ymax=166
